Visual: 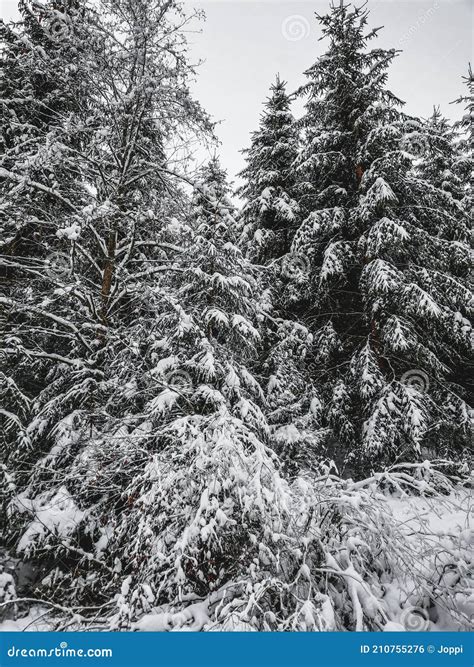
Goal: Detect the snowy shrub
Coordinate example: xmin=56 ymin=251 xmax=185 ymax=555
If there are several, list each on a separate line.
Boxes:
xmin=127 ymin=463 xmax=472 ymax=632
xmin=0 ymin=568 xmax=17 ymax=622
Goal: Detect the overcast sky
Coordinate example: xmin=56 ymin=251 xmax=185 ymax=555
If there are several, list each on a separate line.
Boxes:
xmin=2 ymin=0 xmax=472 ymax=184
xmin=189 ymin=0 xmax=472 ymax=184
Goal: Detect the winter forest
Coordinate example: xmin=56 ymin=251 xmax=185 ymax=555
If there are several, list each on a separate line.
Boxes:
xmin=0 ymin=0 xmax=472 ymax=634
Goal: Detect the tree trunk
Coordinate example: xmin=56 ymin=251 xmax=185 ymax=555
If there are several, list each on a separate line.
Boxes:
xmin=100 ymin=229 xmax=117 ymax=327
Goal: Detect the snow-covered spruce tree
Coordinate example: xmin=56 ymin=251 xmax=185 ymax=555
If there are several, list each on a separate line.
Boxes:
xmin=237 ymin=76 xmax=300 ymax=263
xmin=100 ymin=159 xmax=310 ymax=629
xmin=1 ymin=0 xmax=96 ymax=509
xmin=289 ymin=4 xmax=472 ymax=470
xmin=416 ymin=107 xmax=471 ymax=204
xmin=452 ymin=66 xmax=474 ymax=223
xmin=413 ymin=104 xmax=473 ymax=409
xmin=1 ymin=0 xmax=213 ymax=606
xmin=236 ymin=78 xmax=324 ymax=477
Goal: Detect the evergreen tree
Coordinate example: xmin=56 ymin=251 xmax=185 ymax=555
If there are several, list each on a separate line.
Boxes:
xmin=289 ymin=4 xmax=472 ymax=469
xmin=1 ymin=0 xmax=95 ymax=487
xmin=236 ymin=77 xmax=327 ymax=476
xmin=417 ymin=107 xmax=469 ymax=202
xmin=238 ymin=76 xmax=300 ymax=264
xmin=153 ymin=157 xmax=267 ymax=437
xmin=452 ymin=66 xmax=474 ymax=215
xmin=103 ymin=159 xmax=291 ymax=624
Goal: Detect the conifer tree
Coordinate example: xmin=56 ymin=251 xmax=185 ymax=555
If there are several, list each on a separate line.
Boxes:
xmin=102 ymin=159 xmax=294 ymax=624
xmin=238 ymin=76 xmax=300 ymax=264
xmin=152 ymin=157 xmax=267 ymax=436
xmin=452 ymin=66 xmax=474 ymax=215
xmin=417 ymin=107 xmax=469 ymax=202
xmin=1 ymin=0 xmax=96 ymax=488
xmin=237 ymin=78 xmax=323 ymax=476
xmin=289 ymin=4 xmax=472 ymax=469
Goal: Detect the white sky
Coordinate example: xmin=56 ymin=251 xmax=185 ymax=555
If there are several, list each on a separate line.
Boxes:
xmin=2 ymin=0 xmax=472 ymax=185
xmin=189 ymin=0 xmax=472 ymax=184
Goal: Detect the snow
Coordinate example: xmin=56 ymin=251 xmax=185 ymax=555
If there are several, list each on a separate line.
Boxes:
xmin=146 ymin=389 xmax=180 ymax=415
xmin=0 ymin=572 xmax=16 ymax=606
xmin=128 ymin=487 xmax=472 ymax=632
xmin=135 ymin=599 xmax=211 ymax=632
xmin=56 ymin=222 xmax=81 ymax=241
xmin=382 ymin=489 xmax=473 ymax=631
xmin=1 ymin=484 xmax=472 ymax=632
xmin=14 ymin=487 xmax=85 ymax=554
xmin=0 ymin=607 xmax=52 ymax=632
xmin=153 ymin=355 xmax=179 ymax=375
xmin=274 ymin=424 xmax=301 ymax=444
